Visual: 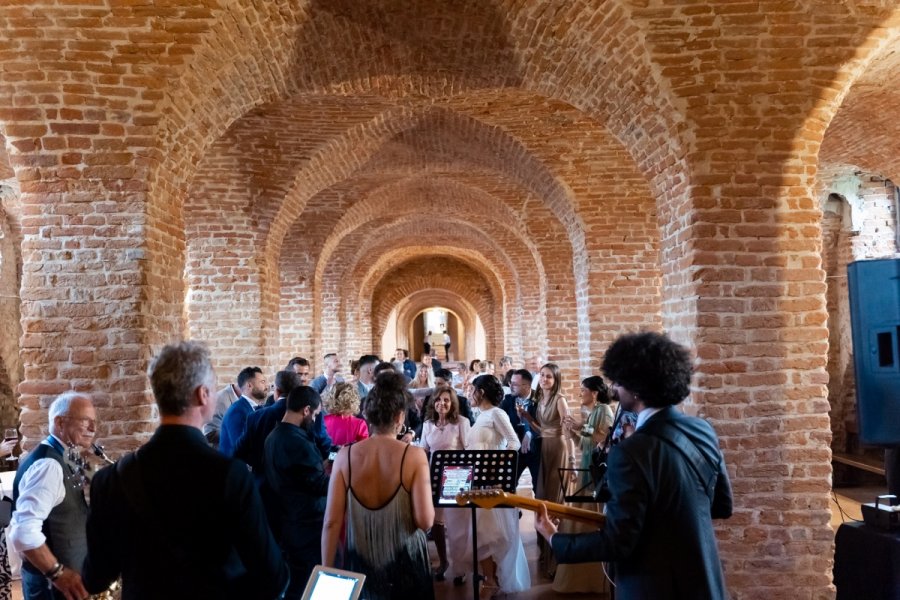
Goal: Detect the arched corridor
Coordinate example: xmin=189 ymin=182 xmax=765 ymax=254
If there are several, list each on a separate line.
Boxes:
xmin=3 ymin=2 xmax=900 ymax=597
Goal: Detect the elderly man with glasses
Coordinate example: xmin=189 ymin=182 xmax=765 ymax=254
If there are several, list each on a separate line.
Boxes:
xmin=9 ymin=392 xmax=96 ymax=600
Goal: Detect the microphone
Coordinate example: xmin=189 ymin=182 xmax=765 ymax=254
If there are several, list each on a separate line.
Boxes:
xmin=91 ymin=443 xmax=115 ymax=465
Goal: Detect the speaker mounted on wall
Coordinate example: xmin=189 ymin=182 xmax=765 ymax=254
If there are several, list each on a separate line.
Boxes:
xmin=848 ymin=257 xmax=900 ymax=446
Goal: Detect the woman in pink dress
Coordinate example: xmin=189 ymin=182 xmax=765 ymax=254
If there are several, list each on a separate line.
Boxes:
xmin=323 ymin=382 xmax=369 ymax=446
xmin=420 ymin=385 xmax=471 ymax=582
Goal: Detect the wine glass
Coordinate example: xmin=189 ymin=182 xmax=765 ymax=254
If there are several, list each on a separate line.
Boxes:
xmin=3 ymin=428 xmax=18 ymax=462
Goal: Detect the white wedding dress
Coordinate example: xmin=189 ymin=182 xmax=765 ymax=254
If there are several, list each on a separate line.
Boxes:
xmin=464 ymin=407 xmax=531 ymax=593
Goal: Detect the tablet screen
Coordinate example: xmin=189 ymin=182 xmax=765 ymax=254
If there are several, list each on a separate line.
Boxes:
xmin=439 ymin=465 xmax=474 ymax=504
xmin=303 ymin=567 xmax=363 ymax=600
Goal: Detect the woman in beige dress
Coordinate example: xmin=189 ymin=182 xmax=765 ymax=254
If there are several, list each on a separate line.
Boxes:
xmin=517 ymin=362 xmax=574 ymax=577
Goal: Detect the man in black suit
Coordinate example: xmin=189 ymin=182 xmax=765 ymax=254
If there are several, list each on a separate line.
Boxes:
xmin=265 ymin=386 xmax=330 ymax=599
xmin=82 ymin=341 xmax=289 ymax=600
xmin=499 ymin=369 xmax=541 ymax=484
xmin=234 ymin=369 xmax=303 ymax=478
xmin=237 ymin=370 xmax=333 ymax=479
xmin=536 ymin=332 xmax=733 ymax=600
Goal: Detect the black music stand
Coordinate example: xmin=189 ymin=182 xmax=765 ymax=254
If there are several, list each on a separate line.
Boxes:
xmin=430 ymin=449 xmax=518 ymax=600
xmin=560 ymin=466 xmax=602 ymax=504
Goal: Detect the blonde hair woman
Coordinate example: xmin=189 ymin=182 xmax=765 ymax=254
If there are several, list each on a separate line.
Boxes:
xmin=409 ymin=362 xmax=435 ymax=389
xmin=323 ymin=382 xmax=369 ymax=446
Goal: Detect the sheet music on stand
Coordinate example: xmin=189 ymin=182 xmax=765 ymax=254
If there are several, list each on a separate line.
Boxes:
xmin=430 ymin=450 xmax=518 ymax=600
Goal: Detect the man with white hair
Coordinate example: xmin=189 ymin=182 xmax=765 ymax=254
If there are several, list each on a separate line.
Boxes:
xmin=82 ymin=341 xmax=288 ymax=599
xmin=10 ymin=392 xmax=95 ymax=600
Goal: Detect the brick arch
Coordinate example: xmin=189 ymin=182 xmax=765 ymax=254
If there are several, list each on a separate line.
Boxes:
xmin=817 ymin=19 xmax=900 ymax=184
xmin=631 ymin=6 xmax=900 ymax=595
xmin=0 ymin=185 xmax=21 ymax=429
xmin=393 ymin=291 xmax=482 ymax=362
xmin=370 ymin=260 xmax=500 ymax=360
xmin=311 ymin=174 xmax=548 ymax=292
xmin=353 ymin=244 xmax=514 ymax=357
xmin=321 ymin=222 xmax=510 ymax=361
xmin=346 ymin=224 xmax=538 ymax=360
xmin=277 ymin=207 xmax=541 ymax=366
xmin=160 ymin=1 xmax=687 ymax=211
xmin=267 ymin=102 xmax=585 ymax=274
xmin=312 ymin=195 xmax=559 ymax=363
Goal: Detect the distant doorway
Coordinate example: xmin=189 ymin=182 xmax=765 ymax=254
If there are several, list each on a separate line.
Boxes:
xmin=412 ymin=308 xmax=461 ymax=363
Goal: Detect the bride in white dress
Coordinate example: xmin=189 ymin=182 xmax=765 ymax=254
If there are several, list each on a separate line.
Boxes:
xmin=466 ymin=375 xmax=531 ymax=597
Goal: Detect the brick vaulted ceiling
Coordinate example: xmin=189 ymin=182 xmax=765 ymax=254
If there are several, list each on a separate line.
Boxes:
xmin=183 ymin=86 xmax=657 ymax=371
xmin=5 ymin=2 xmax=900 ymax=598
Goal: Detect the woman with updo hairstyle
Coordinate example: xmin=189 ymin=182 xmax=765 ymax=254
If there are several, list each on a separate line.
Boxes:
xmin=463 ymin=375 xmax=529 ymax=596
xmin=420 ymin=384 xmax=471 ymax=582
xmin=322 ymin=371 xmax=435 ymax=600
xmin=468 ymin=359 xmax=482 ymax=375
xmin=563 ymin=376 xmax=614 ymax=485
xmin=553 ymin=377 xmax=614 ymax=595
xmin=323 ymin=382 xmax=369 ymax=446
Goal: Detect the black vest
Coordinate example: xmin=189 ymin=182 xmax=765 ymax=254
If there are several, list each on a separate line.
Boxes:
xmin=13 ymin=440 xmax=89 ymax=574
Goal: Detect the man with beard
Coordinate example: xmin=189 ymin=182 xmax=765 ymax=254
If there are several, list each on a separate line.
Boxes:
xmin=535 ymin=332 xmax=733 ymax=600
xmin=499 ymin=369 xmax=541 ymax=484
xmin=264 ymin=386 xmax=330 ymax=598
xmin=219 ymin=367 xmax=267 ymax=456
xmin=310 ymin=353 xmax=344 ymax=395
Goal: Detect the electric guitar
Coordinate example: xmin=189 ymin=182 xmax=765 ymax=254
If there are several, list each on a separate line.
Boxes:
xmin=456 ymin=489 xmax=606 ymax=527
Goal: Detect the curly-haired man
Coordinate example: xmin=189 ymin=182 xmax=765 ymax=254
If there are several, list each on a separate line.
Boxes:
xmin=536 ymin=331 xmax=733 ymax=600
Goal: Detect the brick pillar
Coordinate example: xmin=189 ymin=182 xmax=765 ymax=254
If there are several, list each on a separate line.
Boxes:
xmin=185 ymin=226 xmax=279 ymax=384
xmin=8 ymin=123 xmax=161 ymax=449
xmin=682 ymin=168 xmax=833 ymax=596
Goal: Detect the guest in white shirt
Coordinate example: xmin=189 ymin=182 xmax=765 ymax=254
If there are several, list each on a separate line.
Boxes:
xmin=10 ymin=392 xmax=96 ymax=600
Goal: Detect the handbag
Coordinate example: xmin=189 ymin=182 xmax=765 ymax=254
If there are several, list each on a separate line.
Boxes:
xmin=0 ymin=496 xmax=13 ymax=529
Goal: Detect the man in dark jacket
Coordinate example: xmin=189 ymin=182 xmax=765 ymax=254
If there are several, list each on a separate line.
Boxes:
xmin=265 ymin=386 xmax=330 ymax=598
xmin=536 ymin=332 xmax=733 ymax=600
xmin=499 ymin=369 xmax=541 ymax=483
xmin=82 ymin=341 xmax=289 ymax=600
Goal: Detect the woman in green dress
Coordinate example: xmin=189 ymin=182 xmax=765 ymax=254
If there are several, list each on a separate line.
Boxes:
xmin=567 ymin=376 xmax=615 ymax=487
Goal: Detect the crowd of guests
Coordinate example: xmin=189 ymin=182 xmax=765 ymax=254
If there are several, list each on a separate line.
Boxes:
xmin=1 ymin=333 xmax=732 ymax=600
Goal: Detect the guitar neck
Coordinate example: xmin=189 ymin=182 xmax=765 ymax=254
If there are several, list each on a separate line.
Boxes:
xmin=502 ymin=495 xmax=605 ymax=527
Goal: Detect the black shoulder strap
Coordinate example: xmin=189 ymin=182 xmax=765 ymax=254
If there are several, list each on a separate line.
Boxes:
xmin=639 ymin=420 xmax=718 ymax=500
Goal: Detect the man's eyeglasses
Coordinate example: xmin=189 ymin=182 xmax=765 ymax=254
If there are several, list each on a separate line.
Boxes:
xmin=63 ymin=416 xmax=97 ymax=428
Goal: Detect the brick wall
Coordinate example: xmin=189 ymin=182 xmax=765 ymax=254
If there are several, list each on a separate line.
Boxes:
xmin=4 ymin=2 xmax=900 ymax=598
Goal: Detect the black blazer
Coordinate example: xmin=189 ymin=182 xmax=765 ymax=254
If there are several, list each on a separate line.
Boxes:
xmin=234 ymin=398 xmax=333 ymax=475
xmin=82 ymin=425 xmax=289 ymax=600
xmin=551 ymin=406 xmax=732 ymax=600
xmin=264 ymin=422 xmax=329 ymax=554
xmin=499 ymin=393 xmax=540 ymax=456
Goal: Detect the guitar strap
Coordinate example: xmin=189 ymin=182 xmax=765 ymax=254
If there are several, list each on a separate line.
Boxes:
xmin=638 ymin=420 xmax=719 ymax=501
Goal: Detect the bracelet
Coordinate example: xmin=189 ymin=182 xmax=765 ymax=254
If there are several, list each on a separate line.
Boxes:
xmin=45 ymin=562 xmax=64 ymax=581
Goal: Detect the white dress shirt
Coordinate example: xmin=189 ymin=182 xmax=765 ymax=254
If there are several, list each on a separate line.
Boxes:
xmin=8 ymin=435 xmax=68 ymax=554
xmin=636 ymin=406 xmax=664 ymax=430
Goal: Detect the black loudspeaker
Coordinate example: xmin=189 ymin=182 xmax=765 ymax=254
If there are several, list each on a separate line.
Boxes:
xmin=848 ymin=258 xmax=900 ymax=445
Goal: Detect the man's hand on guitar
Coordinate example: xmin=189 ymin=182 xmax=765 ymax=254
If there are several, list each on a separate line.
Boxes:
xmin=535 ymin=502 xmax=560 ymax=543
